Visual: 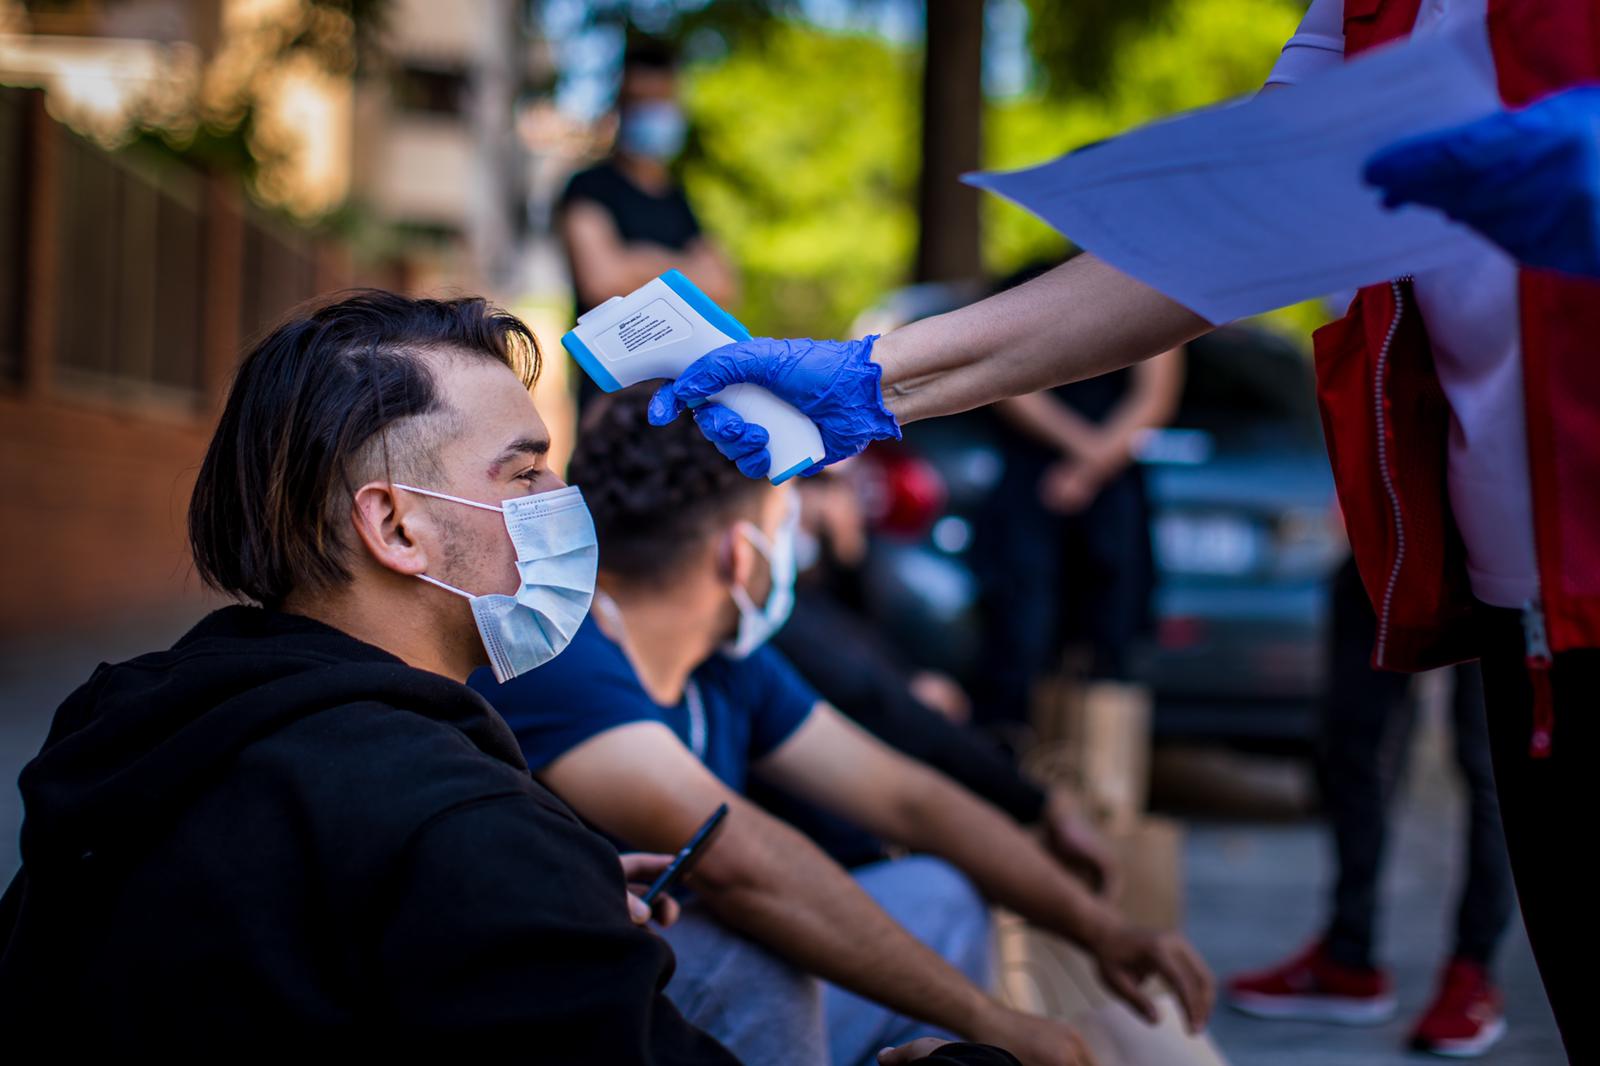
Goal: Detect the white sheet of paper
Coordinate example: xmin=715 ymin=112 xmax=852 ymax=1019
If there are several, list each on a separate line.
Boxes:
xmin=965 ymin=27 xmax=1505 ymax=323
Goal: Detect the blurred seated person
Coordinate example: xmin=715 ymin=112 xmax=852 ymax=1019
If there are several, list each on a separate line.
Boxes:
xmin=790 ymin=470 xmax=970 ymax=724
xmin=759 ymin=472 xmax=1116 ymax=892
xmin=559 ymin=37 xmax=738 ymax=400
xmin=470 ymin=388 xmax=1212 ymax=1066
xmin=973 ymin=263 xmax=1184 ymax=732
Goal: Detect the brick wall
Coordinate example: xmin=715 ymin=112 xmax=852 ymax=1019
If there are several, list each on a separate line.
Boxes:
xmin=0 ymin=395 xmax=217 ymax=636
xmin=0 ymin=88 xmax=343 ymax=638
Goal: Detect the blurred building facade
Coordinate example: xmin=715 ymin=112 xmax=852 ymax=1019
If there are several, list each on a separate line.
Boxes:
xmin=354 ymin=0 xmax=532 ymax=291
xmin=0 ymin=0 xmax=351 ymax=638
xmin=0 ymin=82 xmax=343 ymax=638
xmin=0 ymin=1 xmax=594 ymax=639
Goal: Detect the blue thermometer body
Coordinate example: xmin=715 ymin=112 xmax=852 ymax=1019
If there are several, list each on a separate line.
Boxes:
xmin=562 ymin=271 xmax=825 ymax=484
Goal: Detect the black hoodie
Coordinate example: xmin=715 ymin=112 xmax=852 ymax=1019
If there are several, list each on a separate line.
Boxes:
xmin=0 ymin=606 xmax=738 ymax=1060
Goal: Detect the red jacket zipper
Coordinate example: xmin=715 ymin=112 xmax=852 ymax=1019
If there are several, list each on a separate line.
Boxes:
xmin=1373 ymin=279 xmax=1408 ymax=669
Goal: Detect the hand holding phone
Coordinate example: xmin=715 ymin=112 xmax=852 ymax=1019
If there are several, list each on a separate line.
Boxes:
xmin=642 ymin=803 xmax=730 ymax=906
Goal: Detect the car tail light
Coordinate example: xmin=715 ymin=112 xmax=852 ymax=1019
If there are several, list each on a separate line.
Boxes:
xmin=860 ymin=446 xmax=948 ymax=539
xmin=1157 ymin=615 xmax=1208 ymax=650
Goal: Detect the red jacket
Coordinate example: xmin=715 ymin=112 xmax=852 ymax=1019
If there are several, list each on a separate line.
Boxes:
xmin=1316 ymin=0 xmax=1600 ymax=681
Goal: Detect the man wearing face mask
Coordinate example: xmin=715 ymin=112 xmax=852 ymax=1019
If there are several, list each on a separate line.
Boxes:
xmin=470 ymin=388 xmax=1214 ymax=1066
xmin=558 ymin=36 xmax=738 ymax=398
xmin=0 ymin=292 xmax=740 ymax=1059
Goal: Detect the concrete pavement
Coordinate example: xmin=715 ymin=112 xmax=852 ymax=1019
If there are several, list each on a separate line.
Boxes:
xmin=1171 ymin=723 xmax=1565 ymax=1064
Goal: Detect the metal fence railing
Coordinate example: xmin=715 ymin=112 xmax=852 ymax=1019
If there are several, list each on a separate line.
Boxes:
xmin=2 ymin=85 xmax=334 ymax=413
xmin=50 ymin=126 xmax=207 ymax=403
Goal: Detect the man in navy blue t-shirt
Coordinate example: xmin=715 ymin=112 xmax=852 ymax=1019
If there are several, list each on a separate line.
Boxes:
xmin=498 ymin=612 xmax=813 ymax=801
xmin=471 ymin=389 xmax=1213 ymax=1066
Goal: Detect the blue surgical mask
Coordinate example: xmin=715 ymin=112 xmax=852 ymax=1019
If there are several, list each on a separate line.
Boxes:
xmin=396 ymin=483 xmax=598 ymax=682
xmin=618 ymin=101 xmax=687 ymax=161
xmin=723 ymin=496 xmax=798 ymax=659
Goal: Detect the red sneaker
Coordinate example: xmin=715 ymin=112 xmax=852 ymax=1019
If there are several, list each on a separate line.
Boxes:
xmin=1226 ymin=940 xmax=1398 ymax=1024
xmin=1409 ymin=958 xmax=1506 ymax=1058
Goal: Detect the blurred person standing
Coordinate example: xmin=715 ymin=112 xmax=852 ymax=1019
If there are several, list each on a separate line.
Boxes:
xmin=1229 ymin=558 xmax=1514 ymax=1057
xmin=559 ymin=37 xmax=738 ymax=406
xmin=972 ymin=265 xmax=1184 ymax=733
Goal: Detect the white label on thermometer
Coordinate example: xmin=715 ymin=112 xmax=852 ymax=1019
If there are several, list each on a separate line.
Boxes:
xmin=604 ymin=299 xmax=693 ymax=359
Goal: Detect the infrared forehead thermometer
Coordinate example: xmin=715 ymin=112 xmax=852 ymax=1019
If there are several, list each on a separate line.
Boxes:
xmin=562 ymin=271 xmax=825 ymax=484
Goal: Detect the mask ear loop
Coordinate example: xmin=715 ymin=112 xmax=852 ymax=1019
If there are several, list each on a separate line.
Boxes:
xmin=392 ymin=485 xmax=501 ymax=599
xmin=736 ymin=520 xmax=776 ymax=559
xmin=392 ymin=483 xmax=504 ymax=513
xmin=731 ymin=521 xmax=777 ymax=614
xmin=416 ymin=572 xmax=474 ymax=600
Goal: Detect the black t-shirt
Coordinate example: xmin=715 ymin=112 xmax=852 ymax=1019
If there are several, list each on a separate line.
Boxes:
xmin=559 ymin=161 xmax=701 ymax=250
xmin=560 ymin=161 xmax=702 ymax=304
xmin=559 ymin=160 xmax=706 ymax=399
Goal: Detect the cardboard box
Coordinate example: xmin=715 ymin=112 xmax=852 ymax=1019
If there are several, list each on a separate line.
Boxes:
xmin=1075 ymin=994 xmax=1231 ymax=1066
xmin=1027 ymin=680 xmax=1153 ymax=834
xmin=1111 ymin=815 xmax=1183 ymax=931
xmin=993 ymin=903 xmax=1228 ymax=1066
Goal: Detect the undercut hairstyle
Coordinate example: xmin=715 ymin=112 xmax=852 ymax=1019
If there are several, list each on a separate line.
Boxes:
xmin=568 ymin=385 xmax=767 ymax=586
xmin=189 ymin=289 xmax=541 ymax=608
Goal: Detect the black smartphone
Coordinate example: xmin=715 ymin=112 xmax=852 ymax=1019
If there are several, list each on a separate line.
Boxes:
xmin=641 ymin=803 xmax=730 ymax=906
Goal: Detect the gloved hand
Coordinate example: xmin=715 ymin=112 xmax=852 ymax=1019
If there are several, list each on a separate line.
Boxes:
xmin=647 ymin=335 xmax=902 ymax=477
xmin=1365 ymin=85 xmax=1600 ymax=278
xmin=691 ymin=402 xmax=772 ymax=479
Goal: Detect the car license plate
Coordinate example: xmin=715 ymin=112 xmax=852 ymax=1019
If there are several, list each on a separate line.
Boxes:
xmin=1155 ymin=513 xmax=1262 ymax=576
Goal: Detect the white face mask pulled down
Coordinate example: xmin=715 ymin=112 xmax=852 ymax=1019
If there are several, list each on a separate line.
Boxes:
xmin=396 ymin=483 xmax=598 ymax=682
xmin=723 ymin=496 xmax=799 ymax=660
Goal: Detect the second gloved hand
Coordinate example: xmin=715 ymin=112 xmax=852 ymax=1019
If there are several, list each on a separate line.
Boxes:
xmin=648 ymin=336 xmax=902 ymax=476
xmin=1364 ymin=85 xmax=1600 ymax=278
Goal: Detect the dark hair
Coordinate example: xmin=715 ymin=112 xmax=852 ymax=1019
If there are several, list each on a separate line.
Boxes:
xmin=568 ymin=385 xmax=766 ymax=585
xmin=622 ymin=36 xmax=678 ymax=75
xmin=189 ymin=289 xmax=541 ymax=608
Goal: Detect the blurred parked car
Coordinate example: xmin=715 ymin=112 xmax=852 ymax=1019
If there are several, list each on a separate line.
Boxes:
xmin=1138 ymin=325 xmax=1345 ymax=745
xmin=849 ymin=287 xmax=1346 ymax=747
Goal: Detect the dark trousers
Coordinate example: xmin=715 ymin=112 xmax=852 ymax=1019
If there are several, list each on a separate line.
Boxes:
xmin=1318 ymin=559 xmax=1514 ymax=971
xmin=1477 ymin=604 xmax=1598 ymax=1065
xmin=973 ymin=458 xmax=1153 ymax=726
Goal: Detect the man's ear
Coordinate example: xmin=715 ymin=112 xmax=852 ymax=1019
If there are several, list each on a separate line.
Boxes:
xmin=714 ymin=525 xmax=756 ymax=591
xmin=350 ymin=482 xmax=432 ymax=578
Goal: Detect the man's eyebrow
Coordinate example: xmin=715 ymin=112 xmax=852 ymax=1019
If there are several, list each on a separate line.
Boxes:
xmin=493 ymin=436 xmax=551 ymax=466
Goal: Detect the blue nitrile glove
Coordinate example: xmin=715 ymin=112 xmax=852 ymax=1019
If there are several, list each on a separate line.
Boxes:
xmin=1365 ymin=85 xmax=1600 ymax=278
xmin=647 ymin=335 xmax=903 ymax=476
xmin=692 ymin=402 xmax=771 ymax=479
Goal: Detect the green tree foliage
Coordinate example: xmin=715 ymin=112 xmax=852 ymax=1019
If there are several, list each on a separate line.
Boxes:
xmin=680 ymin=21 xmax=918 ymax=338
xmin=988 ymin=0 xmax=1330 ymax=338
xmin=985 ymin=0 xmax=1305 ymax=276
xmin=1024 ymin=0 xmax=1175 ymax=97
xmin=679 ymin=0 xmax=1326 ymax=340
xmin=123 ymin=0 xmax=386 ymax=217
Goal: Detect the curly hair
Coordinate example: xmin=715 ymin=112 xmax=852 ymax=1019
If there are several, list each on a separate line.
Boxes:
xmin=569 ymin=385 xmax=770 ymax=586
